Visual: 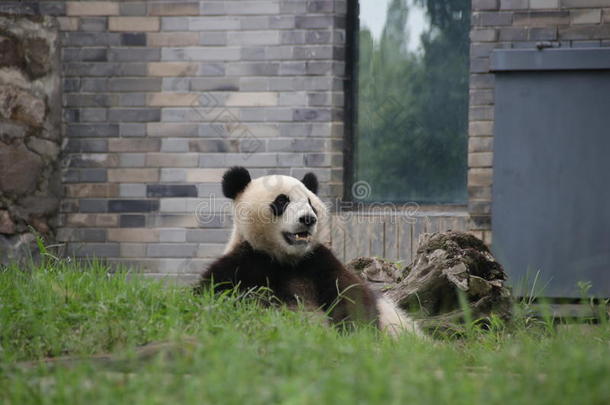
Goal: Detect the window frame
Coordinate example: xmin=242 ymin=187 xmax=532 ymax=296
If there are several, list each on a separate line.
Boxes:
xmin=342 ymin=0 xmax=358 ymax=204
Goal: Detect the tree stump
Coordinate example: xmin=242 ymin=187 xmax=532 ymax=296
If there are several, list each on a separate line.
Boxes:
xmin=347 ymin=231 xmax=512 ymax=336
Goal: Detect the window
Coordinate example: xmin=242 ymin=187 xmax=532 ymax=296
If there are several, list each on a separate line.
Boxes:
xmin=347 ymin=0 xmax=470 ymax=204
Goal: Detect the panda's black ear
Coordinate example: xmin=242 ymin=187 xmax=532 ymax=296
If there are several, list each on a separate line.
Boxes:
xmin=301 ymin=172 xmax=318 ymax=195
xmin=222 ymin=166 xmax=251 ymax=199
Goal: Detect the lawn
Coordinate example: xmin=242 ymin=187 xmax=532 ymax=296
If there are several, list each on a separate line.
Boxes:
xmin=1 ymin=258 xmax=609 ymax=405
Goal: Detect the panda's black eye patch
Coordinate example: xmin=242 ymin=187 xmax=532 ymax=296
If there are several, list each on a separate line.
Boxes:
xmin=270 ymin=194 xmax=290 ymax=216
xmin=308 ymin=198 xmax=317 ymax=215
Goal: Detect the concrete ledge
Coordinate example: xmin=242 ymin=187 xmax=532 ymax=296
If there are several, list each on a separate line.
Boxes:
xmin=491 ymin=48 xmax=610 ymax=71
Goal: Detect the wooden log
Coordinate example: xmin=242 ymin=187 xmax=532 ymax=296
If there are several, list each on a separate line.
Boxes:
xmin=347 ymin=231 xmax=513 ymax=337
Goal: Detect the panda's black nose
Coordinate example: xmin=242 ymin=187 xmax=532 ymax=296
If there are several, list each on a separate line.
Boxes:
xmin=299 ymin=215 xmax=317 ymax=227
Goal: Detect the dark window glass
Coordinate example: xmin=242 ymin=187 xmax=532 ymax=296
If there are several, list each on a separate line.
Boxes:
xmin=352 ymin=0 xmax=470 ymax=204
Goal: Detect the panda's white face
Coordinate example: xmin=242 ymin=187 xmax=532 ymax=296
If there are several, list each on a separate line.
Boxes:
xmin=230 ymin=173 xmax=327 ymax=262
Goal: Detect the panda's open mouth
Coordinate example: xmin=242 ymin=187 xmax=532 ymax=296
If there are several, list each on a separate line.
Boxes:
xmin=282 ymin=231 xmax=311 ymax=245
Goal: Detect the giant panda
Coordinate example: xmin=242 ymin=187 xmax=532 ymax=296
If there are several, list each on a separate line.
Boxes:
xmin=195 ymin=166 xmax=421 ymax=337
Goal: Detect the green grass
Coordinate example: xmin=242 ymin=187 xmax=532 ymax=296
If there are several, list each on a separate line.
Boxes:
xmin=1 ymin=259 xmax=609 ymax=405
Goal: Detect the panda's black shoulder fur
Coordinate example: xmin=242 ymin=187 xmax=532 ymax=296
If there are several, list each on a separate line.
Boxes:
xmin=195 ymin=242 xmax=379 ymax=327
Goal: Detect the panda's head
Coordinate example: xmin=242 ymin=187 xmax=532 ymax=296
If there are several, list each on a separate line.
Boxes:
xmin=222 ymin=166 xmax=327 ymax=262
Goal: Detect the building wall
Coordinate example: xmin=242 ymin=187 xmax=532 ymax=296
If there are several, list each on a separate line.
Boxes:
xmin=468 ymin=0 xmax=610 ymax=241
xmin=3 ymin=0 xmax=608 ymax=282
xmin=0 ymin=1 xmax=470 ymax=279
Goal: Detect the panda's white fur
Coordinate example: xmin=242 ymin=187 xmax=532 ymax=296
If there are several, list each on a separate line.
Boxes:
xmin=376 ymin=296 xmax=423 ymax=337
xmin=204 ymin=168 xmax=422 ymax=337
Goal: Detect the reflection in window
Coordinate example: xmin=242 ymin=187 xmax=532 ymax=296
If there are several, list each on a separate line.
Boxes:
xmin=353 ymin=0 xmax=469 ymax=204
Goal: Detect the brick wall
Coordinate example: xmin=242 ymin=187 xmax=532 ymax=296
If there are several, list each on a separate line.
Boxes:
xmin=468 ymin=0 xmax=610 ymax=243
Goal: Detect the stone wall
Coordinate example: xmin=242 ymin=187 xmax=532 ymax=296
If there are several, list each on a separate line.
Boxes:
xmin=468 ymin=0 xmax=610 ymax=241
xmin=0 ymin=14 xmax=61 ymax=264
